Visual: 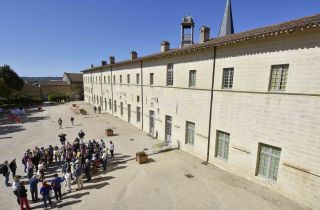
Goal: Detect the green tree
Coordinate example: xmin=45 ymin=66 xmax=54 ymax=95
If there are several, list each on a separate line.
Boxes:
xmin=0 ymin=65 xmax=24 ymax=94
xmin=0 ymin=78 xmax=10 ymax=98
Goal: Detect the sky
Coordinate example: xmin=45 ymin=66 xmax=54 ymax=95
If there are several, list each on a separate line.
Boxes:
xmin=0 ymin=0 xmax=319 ymax=77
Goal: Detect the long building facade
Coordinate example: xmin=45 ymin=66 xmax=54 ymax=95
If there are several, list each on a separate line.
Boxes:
xmin=82 ymin=13 xmax=320 ymax=209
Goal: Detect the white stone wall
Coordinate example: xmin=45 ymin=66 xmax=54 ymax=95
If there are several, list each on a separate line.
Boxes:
xmin=112 ymin=63 xmax=143 ymax=129
xmin=142 ymin=51 xmax=213 ymax=159
xmin=209 ymin=29 xmax=320 ymax=209
xmin=82 ymin=29 xmax=320 ymax=209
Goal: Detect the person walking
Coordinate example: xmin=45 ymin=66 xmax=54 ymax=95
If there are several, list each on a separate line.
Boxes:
xmin=70 ymin=117 xmax=74 ymax=125
xmin=26 ymin=159 xmax=34 ymax=179
xmin=32 ymin=151 xmax=40 ymax=173
xmin=64 ymin=169 xmax=72 ymax=193
xmin=109 ymin=141 xmax=114 ymax=159
xmin=51 ymin=173 xmax=64 ymax=201
xmin=84 ymin=159 xmax=91 ymax=182
xmin=94 ymin=106 xmax=97 ymax=114
xmin=18 ymin=183 xmax=30 ymax=210
xmin=29 ymin=175 xmax=39 ymax=202
xmin=37 ymin=161 xmax=45 ymax=181
xmin=48 ymin=145 xmax=54 ymax=164
xmin=98 ymin=106 xmax=101 ymax=114
xmin=74 ymin=163 xmax=83 ymax=190
xmin=12 ymin=176 xmax=21 ymax=205
xmin=58 ymin=118 xmax=62 ymax=129
xmin=40 ymin=181 xmax=52 ymax=209
xmin=9 ymin=159 xmax=17 ymax=178
xmin=78 ymin=130 xmax=85 ymax=143
xmin=102 ymin=151 xmax=107 ymax=172
xmin=59 ymin=133 xmax=67 ymax=145
xmin=2 ymin=160 xmax=10 ymax=186
xmin=22 ymin=152 xmax=29 ymax=174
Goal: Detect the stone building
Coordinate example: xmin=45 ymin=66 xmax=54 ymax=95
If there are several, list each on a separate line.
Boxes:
xmin=16 ymin=72 xmax=83 ymax=101
xmin=82 ymin=1 xmax=320 ymax=208
xmin=63 ymin=72 xmax=84 ymax=100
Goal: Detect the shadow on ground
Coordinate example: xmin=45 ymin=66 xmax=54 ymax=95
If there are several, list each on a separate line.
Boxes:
xmin=0 ymin=125 xmax=25 ymax=135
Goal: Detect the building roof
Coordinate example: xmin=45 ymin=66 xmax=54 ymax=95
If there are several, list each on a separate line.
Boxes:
xmin=82 ymin=13 xmax=320 ymax=73
xmin=64 ymin=72 xmax=83 ymax=83
xmin=38 ymin=81 xmax=69 ymax=86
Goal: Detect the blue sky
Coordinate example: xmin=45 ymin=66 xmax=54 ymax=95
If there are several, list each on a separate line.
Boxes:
xmin=0 ymin=0 xmax=319 ymax=77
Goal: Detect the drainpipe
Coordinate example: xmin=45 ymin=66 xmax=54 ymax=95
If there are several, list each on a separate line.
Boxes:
xmin=100 ymin=69 xmax=103 ymax=108
xmin=206 ymin=46 xmax=217 ymax=162
xmin=140 ymin=60 xmax=144 ymax=130
xmin=110 ymin=66 xmax=114 ymax=114
xmin=91 ymin=70 xmax=94 ymax=105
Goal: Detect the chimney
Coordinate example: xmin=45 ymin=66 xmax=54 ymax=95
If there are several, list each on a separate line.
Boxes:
xmin=109 ymin=56 xmax=115 ymax=64
xmin=90 ymin=64 xmax=94 ymax=68
xmin=200 ymin=26 xmax=210 ymax=43
xmin=131 ymin=51 xmax=137 ymax=60
xmin=161 ymin=41 xmax=170 ymax=52
xmin=101 ymin=60 xmax=107 ymax=66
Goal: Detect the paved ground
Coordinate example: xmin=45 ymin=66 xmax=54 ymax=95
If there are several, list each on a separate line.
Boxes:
xmin=0 ymin=102 xmax=307 ymax=210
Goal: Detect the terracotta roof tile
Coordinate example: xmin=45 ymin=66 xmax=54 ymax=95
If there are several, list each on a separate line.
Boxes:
xmin=65 ymin=73 xmax=83 ymax=82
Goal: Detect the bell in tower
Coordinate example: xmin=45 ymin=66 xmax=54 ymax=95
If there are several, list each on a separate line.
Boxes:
xmin=180 ymin=15 xmax=194 ymax=48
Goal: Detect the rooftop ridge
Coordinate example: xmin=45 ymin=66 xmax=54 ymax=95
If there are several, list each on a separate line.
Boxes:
xmin=82 ymin=13 xmax=320 ymax=72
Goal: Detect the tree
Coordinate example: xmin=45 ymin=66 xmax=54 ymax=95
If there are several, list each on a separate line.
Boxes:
xmin=0 ymin=78 xmax=10 ymax=98
xmin=0 ymin=65 xmax=24 ymax=98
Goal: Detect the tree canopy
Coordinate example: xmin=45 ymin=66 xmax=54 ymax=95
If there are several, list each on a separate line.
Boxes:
xmin=0 ymin=65 xmax=24 ymax=98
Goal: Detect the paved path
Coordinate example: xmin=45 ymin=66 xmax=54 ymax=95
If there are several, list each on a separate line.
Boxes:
xmin=0 ymin=102 xmax=307 ymax=210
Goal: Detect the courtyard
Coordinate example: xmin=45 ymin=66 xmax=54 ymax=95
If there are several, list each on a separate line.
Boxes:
xmin=0 ymin=102 xmax=307 ymax=210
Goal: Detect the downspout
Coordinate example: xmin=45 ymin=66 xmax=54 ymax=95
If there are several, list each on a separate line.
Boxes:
xmin=206 ymin=46 xmax=217 ymax=162
xmin=91 ymin=70 xmax=94 ymax=105
xmin=140 ymin=60 xmax=144 ymax=130
xmin=100 ymin=69 xmax=103 ymax=107
xmin=110 ymin=66 xmax=114 ymax=114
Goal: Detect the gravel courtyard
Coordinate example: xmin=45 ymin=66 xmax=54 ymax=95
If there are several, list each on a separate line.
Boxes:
xmin=0 ymin=102 xmax=307 ymax=210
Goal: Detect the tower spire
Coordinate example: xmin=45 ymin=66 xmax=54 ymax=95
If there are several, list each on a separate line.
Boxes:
xmin=218 ymin=0 xmax=234 ymax=37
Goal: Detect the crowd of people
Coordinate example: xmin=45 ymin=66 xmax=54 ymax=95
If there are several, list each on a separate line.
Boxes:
xmin=2 ymin=128 xmax=115 ymax=210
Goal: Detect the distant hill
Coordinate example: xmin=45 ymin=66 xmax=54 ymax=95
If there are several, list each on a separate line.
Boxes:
xmin=22 ymin=77 xmax=62 ymax=83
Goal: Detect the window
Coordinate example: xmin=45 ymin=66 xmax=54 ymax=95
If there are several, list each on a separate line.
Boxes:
xmin=109 ymin=99 xmax=112 ymax=110
xmin=120 ymin=102 xmax=123 ymax=115
xmin=113 ymin=75 xmax=116 ymax=84
xmin=216 ymin=131 xmax=230 ymax=161
xmin=137 ymin=96 xmax=140 ymax=102
xmin=222 ymin=68 xmax=234 ymax=89
xmin=108 ymin=76 xmax=110 ymax=84
xmin=127 ymin=74 xmax=130 ymax=84
xmin=137 ymin=107 xmax=141 ymax=122
xmin=114 ymin=100 xmax=117 ymax=112
xmin=167 ymin=63 xmax=174 ymax=86
xmin=269 ymin=64 xmax=289 ymax=91
xmin=96 ymin=76 xmax=98 ymax=83
xmin=120 ymin=75 xmax=123 ymax=84
xmin=185 ymin=121 xmax=195 ymax=145
xmin=104 ymin=76 xmax=106 ymax=83
xmin=136 ymin=73 xmax=140 ymax=84
xmin=189 ymin=70 xmax=196 ymax=87
xmin=150 ymin=73 xmax=154 ymax=85
xmin=257 ymin=144 xmax=281 ymax=181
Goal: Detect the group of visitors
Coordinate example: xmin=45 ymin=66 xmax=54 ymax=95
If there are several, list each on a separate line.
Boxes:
xmin=2 ymin=129 xmax=115 ymax=210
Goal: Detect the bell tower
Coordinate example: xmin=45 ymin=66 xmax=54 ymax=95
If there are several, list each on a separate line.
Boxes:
xmin=180 ymin=15 xmax=195 ymax=47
